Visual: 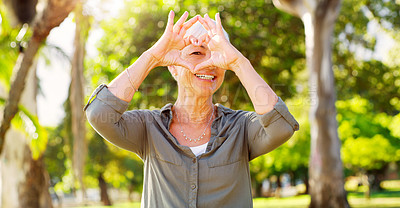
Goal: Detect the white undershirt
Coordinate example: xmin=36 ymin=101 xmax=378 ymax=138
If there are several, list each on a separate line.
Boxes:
xmin=189 ymin=142 xmax=209 ymax=157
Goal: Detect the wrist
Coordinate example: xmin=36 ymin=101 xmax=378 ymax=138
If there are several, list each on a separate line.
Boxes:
xmin=230 ymin=56 xmax=250 ymax=75
xmin=141 ymin=50 xmax=160 ymax=70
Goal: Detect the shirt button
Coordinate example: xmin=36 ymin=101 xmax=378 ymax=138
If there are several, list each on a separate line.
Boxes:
xmin=192 ymin=158 xmax=196 ymax=163
xmin=191 ymin=184 xmax=196 ymax=189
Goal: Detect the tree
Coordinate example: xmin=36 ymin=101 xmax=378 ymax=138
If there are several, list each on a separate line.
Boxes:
xmin=70 ymin=2 xmax=91 ymax=203
xmin=0 ymin=0 xmax=78 ymax=207
xmin=0 ymin=0 xmax=78 ymax=155
xmin=272 ymin=0 xmax=350 ymax=207
xmin=337 ymin=96 xmax=400 ymax=197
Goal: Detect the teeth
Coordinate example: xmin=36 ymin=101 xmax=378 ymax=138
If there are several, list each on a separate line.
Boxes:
xmin=195 ymin=74 xmax=215 ymax=80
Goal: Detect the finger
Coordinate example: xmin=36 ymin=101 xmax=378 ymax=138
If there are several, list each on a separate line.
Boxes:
xmin=197 ymin=33 xmax=209 ymax=45
xmin=183 ymin=35 xmax=193 ymax=46
xmin=215 ymin=13 xmax=225 ymax=36
xmin=203 ymin=14 xmax=215 ymax=30
xmin=194 ymin=58 xmax=214 ymax=72
xmin=173 ymin=11 xmax=189 ymax=33
xmin=186 ymin=35 xmax=198 ymax=46
xmin=179 ymin=15 xmax=200 ymax=37
xmin=181 ymin=15 xmax=199 ymax=30
xmin=198 ymin=16 xmax=211 ymax=31
xmin=201 ymin=15 xmax=214 ymax=37
xmin=165 ymin=10 xmax=175 ymax=33
xmin=204 ymin=14 xmax=216 ymax=30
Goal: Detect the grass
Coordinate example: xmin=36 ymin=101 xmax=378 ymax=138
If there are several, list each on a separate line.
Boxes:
xmin=71 ymin=190 xmax=400 ymax=208
xmin=70 ymin=180 xmax=400 ymax=208
xmin=253 ymin=191 xmax=400 ymax=208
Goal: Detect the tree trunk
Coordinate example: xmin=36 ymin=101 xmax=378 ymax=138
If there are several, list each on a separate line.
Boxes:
xmin=303 ymin=171 xmax=310 ymax=194
xmin=0 ymin=62 xmax=53 ymax=208
xmin=0 ymin=38 xmax=41 ymax=154
xmin=70 ymin=3 xmax=90 ymax=202
xmin=361 ymin=174 xmax=370 ymax=199
xmin=304 ymin=2 xmax=349 ymax=207
xmin=275 ymin=174 xmax=281 ymax=198
xmin=272 ymin=0 xmax=349 ymax=207
xmin=98 ymin=173 xmax=112 ymax=206
xmin=290 ymin=171 xmax=296 ymax=187
xmin=128 ymin=182 xmax=134 ymax=202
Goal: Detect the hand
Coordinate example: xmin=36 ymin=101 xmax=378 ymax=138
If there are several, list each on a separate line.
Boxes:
xmin=194 ymin=13 xmax=245 ymax=72
xmin=147 ymin=11 xmax=198 ymax=71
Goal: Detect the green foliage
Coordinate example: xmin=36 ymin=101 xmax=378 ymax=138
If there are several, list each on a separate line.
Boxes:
xmin=86 ymin=132 xmax=144 ymax=191
xmin=0 ymin=97 xmax=48 ymax=159
xmin=334 ymin=55 xmax=400 ymax=114
xmin=342 ymin=135 xmax=395 ymax=170
xmin=44 ymin=125 xmax=69 ymax=186
xmin=334 ymin=0 xmax=400 ymax=114
xmin=337 ymin=96 xmax=400 ymax=172
xmin=0 ymin=4 xmax=19 ymax=89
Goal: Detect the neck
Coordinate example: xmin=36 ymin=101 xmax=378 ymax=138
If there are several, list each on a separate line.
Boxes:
xmin=173 ymin=91 xmax=214 ymax=124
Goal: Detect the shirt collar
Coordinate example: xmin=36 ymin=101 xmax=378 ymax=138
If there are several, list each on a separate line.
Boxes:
xmin=160 ymin=103 xmax=234 ymax=118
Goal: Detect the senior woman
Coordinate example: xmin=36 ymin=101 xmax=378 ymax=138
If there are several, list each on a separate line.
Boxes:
xmin=84 ymin=11 xmax=299 ymax=208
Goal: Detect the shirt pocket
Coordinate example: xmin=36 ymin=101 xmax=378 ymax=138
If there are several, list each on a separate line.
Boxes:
xmin=153 ymin=152 xmax=183 ymax=166
xmin=151 ymin=141 xmax=184 ymax=166
xmin=207 ymin=136 xmax=243 ymax=168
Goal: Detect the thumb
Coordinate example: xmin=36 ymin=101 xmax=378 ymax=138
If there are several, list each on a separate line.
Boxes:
xmin=194 ymin=58 xmax=214 ymax=72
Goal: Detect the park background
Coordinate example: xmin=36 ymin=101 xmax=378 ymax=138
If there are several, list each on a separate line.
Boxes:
xmin=0 ymin=0 xmax=399 ymax=207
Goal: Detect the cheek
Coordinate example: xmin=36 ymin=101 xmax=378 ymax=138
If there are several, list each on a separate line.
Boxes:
xmin=186 ymin=55 xmax=209 ymax=65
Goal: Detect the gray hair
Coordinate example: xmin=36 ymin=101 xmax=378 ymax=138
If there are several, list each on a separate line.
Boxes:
xmin=184 ymin=20 xmax=230 ymax=42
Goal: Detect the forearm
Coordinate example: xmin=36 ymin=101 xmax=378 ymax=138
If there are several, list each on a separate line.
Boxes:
xmin=232 ymin=58 xmax=278 ymax=115
xmin=108 ymin=51 xmax=158 ymax=102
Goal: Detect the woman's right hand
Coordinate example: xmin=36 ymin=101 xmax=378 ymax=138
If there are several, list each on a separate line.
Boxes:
xmin=146 ymin=11 xmax=198 ymax=71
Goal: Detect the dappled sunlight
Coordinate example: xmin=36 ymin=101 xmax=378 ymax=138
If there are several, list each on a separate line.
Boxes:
xmin=0 ymin=0 xmax=399 ymax=207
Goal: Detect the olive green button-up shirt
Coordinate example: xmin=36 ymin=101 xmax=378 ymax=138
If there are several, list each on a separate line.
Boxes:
xmin=84 ymin=84 xmax=299 ymax=208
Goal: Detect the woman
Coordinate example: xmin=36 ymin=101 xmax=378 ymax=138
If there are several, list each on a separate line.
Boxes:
xmin=85 ymin=11 xmax=299 ymax=208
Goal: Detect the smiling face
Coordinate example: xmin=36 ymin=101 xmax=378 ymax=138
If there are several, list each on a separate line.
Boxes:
xmin=168 ymin=22 xmax=227 ymax=97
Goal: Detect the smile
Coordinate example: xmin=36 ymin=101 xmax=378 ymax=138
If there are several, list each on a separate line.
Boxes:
xmin=195 ymin=74 xmax=215 ymax=80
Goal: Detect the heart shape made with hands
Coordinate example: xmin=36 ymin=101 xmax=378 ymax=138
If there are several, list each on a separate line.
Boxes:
xmin=150 ymin=11 xmax=240 ymax=74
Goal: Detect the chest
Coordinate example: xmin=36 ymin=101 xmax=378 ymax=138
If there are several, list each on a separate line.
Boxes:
xmin=169 ymin=121 xmax=212 ymax=147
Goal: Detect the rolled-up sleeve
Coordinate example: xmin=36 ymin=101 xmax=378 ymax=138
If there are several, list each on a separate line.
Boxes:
xmin=84 ymin=84 xmax=147 ymax=158
xmin=247 ymin=97 xmax=299 ymax=160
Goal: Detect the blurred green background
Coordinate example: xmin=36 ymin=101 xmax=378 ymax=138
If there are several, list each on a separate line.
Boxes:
xmin=0 ymin=0 xmax=399 ymax=207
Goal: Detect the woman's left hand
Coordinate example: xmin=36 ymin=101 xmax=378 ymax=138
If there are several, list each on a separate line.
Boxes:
xmin=194 ymin=13 xmax=246 ymax=72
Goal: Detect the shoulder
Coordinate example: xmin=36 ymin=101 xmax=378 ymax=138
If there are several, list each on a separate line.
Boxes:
xmin=215 ymin=103 xmax=256 ymax=124
xmin=124 ymin=103 xmax=173 ymax=120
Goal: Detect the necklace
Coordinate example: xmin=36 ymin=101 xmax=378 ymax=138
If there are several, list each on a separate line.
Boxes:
xmin=175 ymin=108 xmax=214 ymax=143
